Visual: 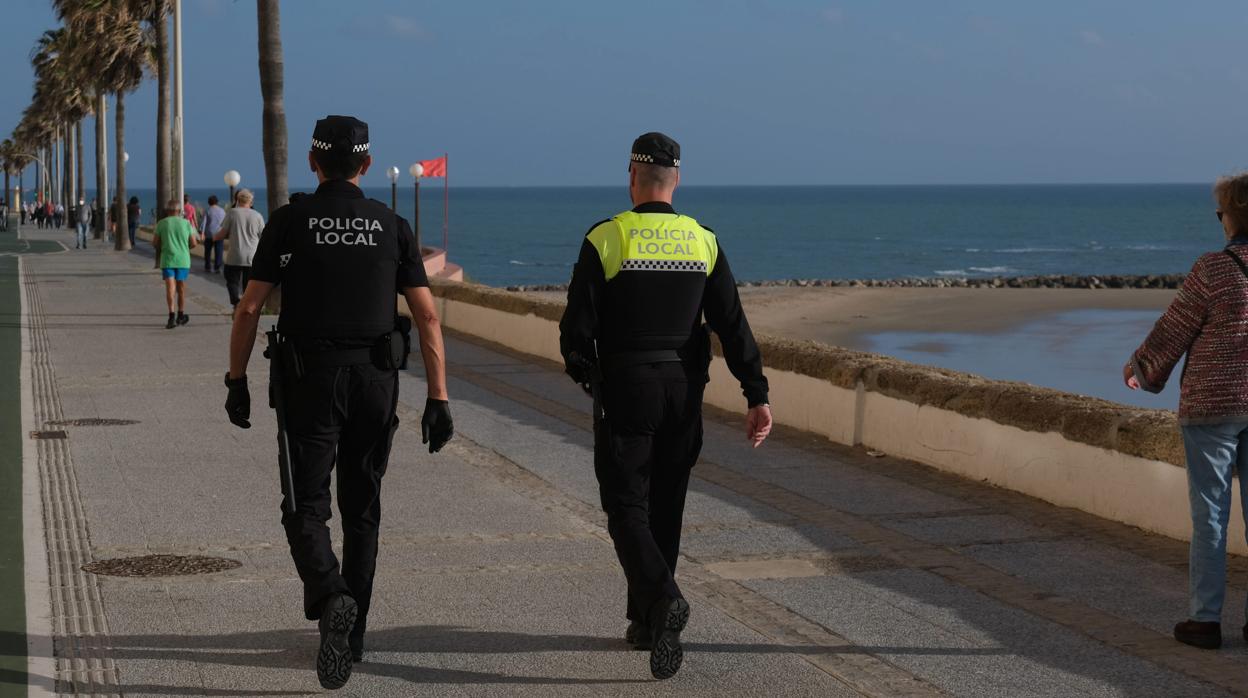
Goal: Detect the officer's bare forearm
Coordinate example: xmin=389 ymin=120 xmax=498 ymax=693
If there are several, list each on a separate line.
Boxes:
xmin=418 ymin=322 xmax=448 ymax=401
xmin=229 ymin=281 xmax=274 ymax=379
xmin=403 ymin=287 xmax=448 ymax=400
xmin=229 ymin=313 xmax=260 ymax=380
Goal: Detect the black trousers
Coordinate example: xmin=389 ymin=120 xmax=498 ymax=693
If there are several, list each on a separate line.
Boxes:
xmin=594 ymin=362 xmax=704 ymax=623
xmin=279 ymin=360 xmax=399 ymax=645
xmin=223 ymin=265 xmax=250 ymax=306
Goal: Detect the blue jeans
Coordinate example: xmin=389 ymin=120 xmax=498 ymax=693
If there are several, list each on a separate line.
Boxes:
xmin=1181 ymin=421 xmax=1248 ymax=622
xmin=203 ymin=237 xmax=224 ymax=270
xmin=76 ymin=222 xmax=89 ymax=249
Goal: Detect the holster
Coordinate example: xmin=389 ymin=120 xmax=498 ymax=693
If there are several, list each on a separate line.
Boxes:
xmin=371 ymin=316 xmax=412 ymax=371
xmin=395 ymin=316 xmax=413 ymax=370
xmin=263 ymin=330 xmax=303 ymax=408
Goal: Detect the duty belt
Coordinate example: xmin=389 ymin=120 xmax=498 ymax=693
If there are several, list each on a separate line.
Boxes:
xmin=600 ymin=349 xmax=683 ymax=373
xmin=299 ymin=347 xmax=374 ymax=370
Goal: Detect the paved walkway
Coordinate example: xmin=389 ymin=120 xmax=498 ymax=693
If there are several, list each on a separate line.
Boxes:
xmin=6 ymin=221 xmax=1248 ymax=696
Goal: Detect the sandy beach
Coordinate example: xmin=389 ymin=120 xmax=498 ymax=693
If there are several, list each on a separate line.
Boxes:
xmin=734 ymin=286 xmax=1176 ymax=350
xmin=535 ymin=285 xmax=1181 ymax=408
xmin=538 ymin=285 xmax=1175 ymax=347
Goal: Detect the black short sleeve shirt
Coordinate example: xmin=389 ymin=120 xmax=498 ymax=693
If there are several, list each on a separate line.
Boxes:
xmin=250 ymin=180 xmax=430 ymax=338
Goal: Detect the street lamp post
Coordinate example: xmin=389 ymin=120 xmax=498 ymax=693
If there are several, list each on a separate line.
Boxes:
xmin=386 ymin=166 xmax=400 ymax=211
xmin=408 ymin=163 xmax=423 ymax=249
xmin=224 ymin=170 xmax=241 ymax=207
xmin=172 ymin=0 xmax=185 ymax=208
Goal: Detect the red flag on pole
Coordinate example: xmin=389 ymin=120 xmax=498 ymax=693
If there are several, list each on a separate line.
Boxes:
xmin=418 ymin=156 xmax=447 ymax=178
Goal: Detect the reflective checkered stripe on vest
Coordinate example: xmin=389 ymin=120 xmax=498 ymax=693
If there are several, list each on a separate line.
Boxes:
xmin=587 ymin=211 xmax=719 ymax=281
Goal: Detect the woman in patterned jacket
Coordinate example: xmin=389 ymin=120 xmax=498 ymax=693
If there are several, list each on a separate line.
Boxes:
xmin=1127 ymin=172 xmax=1248 ymax=651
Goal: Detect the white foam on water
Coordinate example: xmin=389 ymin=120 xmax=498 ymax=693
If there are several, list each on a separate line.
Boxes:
xmin=934 ymin=269 xmax=968 ymax=276
xmin=970 ymin=266 xmax=1015 ymax=273
xmin=996 ymin=247 xmax=1076 ymax=254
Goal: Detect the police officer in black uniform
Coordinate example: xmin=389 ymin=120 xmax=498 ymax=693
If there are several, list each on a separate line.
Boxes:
xmin=559 ymin=132 xmax=773 ymax=680
xmin=223 ymin=115 xmax=454 ymax=690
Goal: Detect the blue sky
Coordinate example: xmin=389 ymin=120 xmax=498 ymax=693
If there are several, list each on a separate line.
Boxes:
xmin=3 ymin=0 xmax=1247 ymax=188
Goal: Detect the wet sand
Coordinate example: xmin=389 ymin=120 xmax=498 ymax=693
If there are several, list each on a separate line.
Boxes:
xmin=735 ymin=286 xmax=1175 ymax=350
xmin=532 ymin=285 xmax=1180 ymax=408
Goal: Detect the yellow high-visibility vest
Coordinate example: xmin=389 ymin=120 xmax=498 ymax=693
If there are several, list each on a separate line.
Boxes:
xmin=586 ymin=210 xmax=719 ymax=281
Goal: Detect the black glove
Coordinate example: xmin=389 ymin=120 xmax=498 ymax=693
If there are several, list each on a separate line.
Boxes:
xmin=224 ymin=373 xmax=251 ymax=429
xmin=566 ymin=351 xmax=594 ymax=395
xmin=421 ymin=398 xmax=453 ymax=453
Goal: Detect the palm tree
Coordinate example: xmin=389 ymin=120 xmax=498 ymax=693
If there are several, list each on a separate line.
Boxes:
xmin=1 ymin=139 xmax=13 ymax=212
xmin=32 ymin=26 xmax=94 ymax=225
xmin=257 ymin=0 xmax=288 ymax=216
xmin=57 ymin=0 xmax=152 ymax=251
xmin=128 ymin=0 xmax=171 ymax=215
xmin=151 ymin=1 xmax=171 ymax=214
xmin=75 ymin=120 xmax=84 ymax=210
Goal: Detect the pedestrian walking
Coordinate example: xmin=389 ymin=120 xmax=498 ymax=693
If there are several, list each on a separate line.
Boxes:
xmin=19 ymin=201 xmax=26 ymax=226
xmin=200 ymin=195 xmax=226 ymax=273
xmin=0 ymin=201 xmax=8 ymax=232
xmin=1126 ymin=172 xmax=1248 ymax=651
xmin=182 ymin=193 xmax=198 ymax=230
xmin=222 ymin=115 xmax=454 ymax=690
xmin=152 ymin=199 xmax=199 ymax=328
xmin=53 ymin=202 xmax=64 ymax=228
xmin=127 ymin=196 xmax=141 ymax=247
xmin=559 ymin=132 xmax=773 ymax=680
xmin=75 ymin=199 xmax=92 ymax=249
xmin=214 ymin=188 xmax=264 ymax=311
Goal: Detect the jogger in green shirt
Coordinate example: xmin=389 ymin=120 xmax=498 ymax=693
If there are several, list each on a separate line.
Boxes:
xmin=152 ymin=200 xmax=200 ymax=329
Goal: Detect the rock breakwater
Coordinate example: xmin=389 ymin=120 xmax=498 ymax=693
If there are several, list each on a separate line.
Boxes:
xmin=504 ymin=273 xmax=1186 ymax=293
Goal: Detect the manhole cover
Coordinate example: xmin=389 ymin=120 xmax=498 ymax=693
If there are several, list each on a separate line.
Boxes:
xmin=82 ymin=554 xmax=242 ymax=577
xmin=46 ymin=418 xmax=140 ymax=427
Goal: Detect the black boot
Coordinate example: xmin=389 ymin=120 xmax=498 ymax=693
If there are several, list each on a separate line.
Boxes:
xmin=625 ymin=621 xmax=650 ymax=650
xmin=176 ymin=312 xmax=189 ymax=326
xmin=647 ymin=598 xmax=690 ymax=680
xmin=165 ymin=313 xmax=176 ymax=330
xmin=317 ymin=594 xmax=358 ymax=689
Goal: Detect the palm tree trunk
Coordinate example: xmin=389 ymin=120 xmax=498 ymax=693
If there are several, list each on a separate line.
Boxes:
xmin=64 ymin=125 xmax=73 ymax=217
xmin=115 ymin=92 xmax=130 ymax=251
xmin=53 ymin=125 xmax=60 ymax=208
xmin=95 ymin=93 xmax=107 ymax=239
xmin=155 ymin=8 xmax=171 ymax=216
xmin=257 ymin=0 xmax=288 ymax=216
xmin=75 ymin=120 xmax=85 ymax=210
xmin=62 ymin=126 xmax=71 ymax=223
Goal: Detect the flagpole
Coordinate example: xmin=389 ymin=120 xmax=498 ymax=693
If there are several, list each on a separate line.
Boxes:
xmin=442 ymin=152 xmax=449 ymax=253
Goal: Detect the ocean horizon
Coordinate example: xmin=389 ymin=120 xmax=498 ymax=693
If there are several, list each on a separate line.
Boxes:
xmin=30 ymin=183 xmax=1221 ymax=287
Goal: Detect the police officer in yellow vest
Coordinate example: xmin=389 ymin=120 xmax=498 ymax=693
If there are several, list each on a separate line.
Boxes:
xmin=559 ymin=132 xmax=773 ymax=680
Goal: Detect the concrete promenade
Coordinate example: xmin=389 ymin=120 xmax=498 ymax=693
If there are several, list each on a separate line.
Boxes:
xmin=5 ymin=221 xmax=1248 ymax=696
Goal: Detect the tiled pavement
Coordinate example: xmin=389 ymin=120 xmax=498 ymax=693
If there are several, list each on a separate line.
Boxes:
xmin=10 ymin=222 xmax=1248 ymax=697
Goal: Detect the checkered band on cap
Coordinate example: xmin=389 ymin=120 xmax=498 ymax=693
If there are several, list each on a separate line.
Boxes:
xmin=621 ymin=259 xmax=707 ymax=273
xmin=311 ymin=139 xmax=370 ymax=153
xmin=629 ymin=152 xmax=679 ymax=167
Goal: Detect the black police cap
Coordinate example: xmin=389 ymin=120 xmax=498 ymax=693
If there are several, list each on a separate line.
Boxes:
xmin=311 ymin=115 xmax=369 ymax=155
xmin=630 ymin=132 xmax=680 ymax=168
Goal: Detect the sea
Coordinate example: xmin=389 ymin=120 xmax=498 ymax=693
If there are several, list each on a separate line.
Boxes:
xmin=82 ymin=183 xmax=1215 ymax=287
xmin=53 ymin=183 xmax=1214 ymax=410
